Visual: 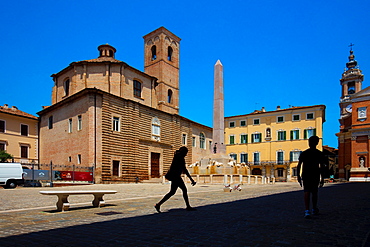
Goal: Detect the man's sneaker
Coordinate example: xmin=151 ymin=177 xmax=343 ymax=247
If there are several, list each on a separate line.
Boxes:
xmin=304 ymin=210 xmax=311 ymax=219
xmin=312 ymin=208 xmax=319 ymax=215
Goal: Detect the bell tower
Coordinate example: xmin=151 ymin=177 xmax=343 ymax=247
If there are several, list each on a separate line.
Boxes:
xmin=339 ymin=46 xmax=364 ymax=119
xmin=143 ymin=27 xmax=181 ymax=114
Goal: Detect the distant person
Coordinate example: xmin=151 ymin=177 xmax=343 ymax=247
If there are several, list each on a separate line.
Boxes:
xmin=155 ymin=146 xmax=196 ymax=213
xmin=297 ymin=136 xmax=326 ymax=219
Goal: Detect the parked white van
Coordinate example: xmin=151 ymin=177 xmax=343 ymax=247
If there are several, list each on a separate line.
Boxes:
xmin=0 ymin=163 xmax=24 ymax=188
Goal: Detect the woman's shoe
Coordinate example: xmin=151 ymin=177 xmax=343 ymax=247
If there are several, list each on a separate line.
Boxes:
xmin=154 ymin=204 xmax=161 ymax=213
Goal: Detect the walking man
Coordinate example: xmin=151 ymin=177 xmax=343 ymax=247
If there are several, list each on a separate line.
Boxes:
xmin=297 ymin=135 xmax=326 ymax=218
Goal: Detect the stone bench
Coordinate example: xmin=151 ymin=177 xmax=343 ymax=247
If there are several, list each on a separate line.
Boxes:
xmin=39 ymin=190 xmax=117 ymax=211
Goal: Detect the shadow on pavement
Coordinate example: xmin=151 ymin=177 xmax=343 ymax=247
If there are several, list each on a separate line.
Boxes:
xmin=1 ymin=183 xmax=370 ymax=247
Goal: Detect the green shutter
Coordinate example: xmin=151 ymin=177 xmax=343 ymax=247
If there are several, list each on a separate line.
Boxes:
xmin=251 ymin=134 xmax=254 ymax=143
xmin=313 ymin=128 xmax=316 ymax=136
xmin=297 ymin=130 xmax=300 ymax=140
xmin=304 ymin=129 xmax=307 ymax=139
xmin=283 ymin=131 xmax=286 ymax=140
xmin=259 ymin=133 xmax=262 ymax=142
xmin=290 ymin=151 xmax=293 ymax=162
xmin=290 ymin=130 xmax=293 ymax=140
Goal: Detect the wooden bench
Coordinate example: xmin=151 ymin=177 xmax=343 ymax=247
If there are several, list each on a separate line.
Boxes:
xmin=39 ymin=190 xmax=117 ymax=211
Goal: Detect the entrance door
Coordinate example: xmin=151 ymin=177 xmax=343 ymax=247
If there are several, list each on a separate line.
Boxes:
xmin=151 ymin=153 xmax=160 ymax=178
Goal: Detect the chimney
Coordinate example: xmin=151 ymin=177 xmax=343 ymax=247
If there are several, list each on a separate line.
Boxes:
xmin=11 ymin=106 xmax=18 ymax=111
xmin=3 ymin=104 xmax=8 ymax=109
xmin=261 ymin=107 xmax=266 ymax=112
xmin=276 ymin=106 xmax=281 ymax=110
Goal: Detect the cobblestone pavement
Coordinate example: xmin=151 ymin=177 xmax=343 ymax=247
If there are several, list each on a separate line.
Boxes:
xmin=0 ymin=182 xmax=369 ymax=247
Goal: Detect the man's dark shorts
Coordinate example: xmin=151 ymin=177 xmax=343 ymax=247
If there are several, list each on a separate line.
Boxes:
xmin=303 ymin=180 xmax=319 ymax=193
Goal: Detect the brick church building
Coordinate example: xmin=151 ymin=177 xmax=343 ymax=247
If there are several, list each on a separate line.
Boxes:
xmin=38 ymin=27 xmax=212 ymax=183
xmin=337 ymin=49 xmax=370 ymax=181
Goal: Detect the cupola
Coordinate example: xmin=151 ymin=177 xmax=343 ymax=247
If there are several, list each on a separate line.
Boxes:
xmin=98 ymin=44 xmax=116 ymax=58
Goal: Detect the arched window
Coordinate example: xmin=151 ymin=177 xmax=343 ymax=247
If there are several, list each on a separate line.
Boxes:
xmin=133 ymin=80 xmax=142 ymax=98
xmin=168 ymin=46 xmax=173 ymax=61
xmin=167 ymin=89 xmax=173 ymax=103
xmin=199 ymin=132 xmax=205 ymax=149
xmin=348 ymin=81 xmax=355 ymax=94
xmin=64 ymin=79 xmax=70 ymax=96
xmin=152 ymin=117 xmax=160 ymax=141
xmin=151 ymin=45 xmax=157 ymax=60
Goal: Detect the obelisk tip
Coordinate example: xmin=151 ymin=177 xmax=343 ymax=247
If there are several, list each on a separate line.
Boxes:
xmin=215 ymin=60 xmax=223 ymax=66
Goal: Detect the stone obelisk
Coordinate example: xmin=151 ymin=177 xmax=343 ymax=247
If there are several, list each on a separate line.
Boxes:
xmin=213 ymin=60 xmax=227 ymax=158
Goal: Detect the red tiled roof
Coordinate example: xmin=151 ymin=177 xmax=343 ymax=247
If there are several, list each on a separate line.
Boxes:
xmin=0 ymin=105 xmax=38 ymax=120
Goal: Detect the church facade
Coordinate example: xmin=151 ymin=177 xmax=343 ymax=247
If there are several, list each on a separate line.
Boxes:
xmin=337 ymin=49 xmax=370 ymax=181
xmin=38 ymin=27 xmax=212 ymax=183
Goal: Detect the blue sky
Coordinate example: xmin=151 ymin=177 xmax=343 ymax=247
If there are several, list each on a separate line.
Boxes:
xmin=1 ymin=0 xmax=370 ymax=148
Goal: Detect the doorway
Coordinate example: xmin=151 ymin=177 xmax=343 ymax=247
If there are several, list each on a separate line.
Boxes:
xmin=151 ymin=152 xmax=160 ymax=178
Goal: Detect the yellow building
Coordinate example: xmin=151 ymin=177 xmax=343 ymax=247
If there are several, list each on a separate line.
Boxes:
xmin=225 ymin=105 xmax=325 ymax=181
xmin=0 ymin=104 xmax=38 ymax=164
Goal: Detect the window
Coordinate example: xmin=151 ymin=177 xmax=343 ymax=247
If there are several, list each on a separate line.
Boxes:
xmin=77 ymin=154 xmax=81 ymax=164
xmin=277 ymin=116 xmax=284 ymax=123
xmin=358 ymin=107 xmax=367 ymax=120
xmin=290 ymin=151 xmax=302 ymax=162
xmin=277 ymin=168 xmax=284 ymax=177
xmin=253 ymin=152 xmax=260 ymax=165
xmin=0 ymin=142 xmax=5 ymax=151
xmin=182 ymin=133 xmax=187 ymax=145
xmin=290 ymin=129 xmax=299 ymax=140
xmin=21 ymin=124 xmax=28 ymax=136
xmin=113 ymin=117 xmax=120 ymax=132
xmin=277 ymin=151 xmax=284 ymax=164
xmin=229 ymin=135 xmax=235 ymax=145
xmin=168 ymin=46 xmax=173 ymax=61
xmin=209 ymin=141 xmax=212 ymax=150
xmin=152 ymin=117 xmax=160 ymax=141
xmin=293 ymin=114 xmax=300 ymax=121
xmin=64 ymin=79 xmax=70 ymax=96
xmin=304 ymin=128 xmax=316 ymax=139
xmin=229 ymin=121 xmax=235 ymax=128
xmin=192 ymin=136 xmax=196 ymax=147
xmin=266 ymin=128 xmax=271 ymax=138
xmin=133 ymin=80 xmax=142 ymax=98
xmin=68 ymin=119 xmax=72 ymax=133
xmin=240 ymin=134 xmax=248 ymax=144
xmin=230 ymin=153 xmax=237 ymax=161
xmin=251 ymin=133 xmax=262 ymax=143
xmin=306 ymin=113 xmax=314 ymax=120
xmin=292 ymin=167 xmax=298 ymax=177
xmin=78 ymin=115 xmax=82 ymax=131
xmin=200 ymin=133 xmax=205 ymax=149
xmin=277 ymin=130 xmax=286 ymax=141
xmin=68 ymin=156 xmax=72 ymax=162
xmin=241 ymin=153 xmax=248 ymax=163
xmin=0 ymin=120 xmax=5 ymax=133
xmin=20 ymin=145 xmax=28 ymax=159
xmin=151 ymin=45 xmax=157 ymax=60
xmin=112 ymin=160 xmax=120 ymax=176
xmin=167 ymin=89 xmax=173 ymax=104
xmin=348 ymin=81 xmax=355 ymax=94
xmin=48 ymin=116 xmax=53 ymax=129
xmin=253 ymin=119 xmax=260 ymax=125
xmin=240 ymin=120 xmax=246 ymax=127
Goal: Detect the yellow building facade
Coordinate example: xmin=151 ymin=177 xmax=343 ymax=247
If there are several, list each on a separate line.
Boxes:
xmin=225 ymin=105 xmax=325 ymax=181
xmin=0 ymin=104 xmax=38 ymax=164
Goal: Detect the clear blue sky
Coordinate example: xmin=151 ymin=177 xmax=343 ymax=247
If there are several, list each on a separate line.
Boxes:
xmin=1 ymin=0 xmax=370 ymax=148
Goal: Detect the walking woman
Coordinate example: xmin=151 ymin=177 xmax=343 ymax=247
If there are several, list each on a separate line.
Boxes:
xmin=155 ymin=146 xmax=197 ymax=213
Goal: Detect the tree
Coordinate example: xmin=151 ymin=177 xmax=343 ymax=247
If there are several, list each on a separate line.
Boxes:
xmin=0 ymin=150 xmax=13 ymax=162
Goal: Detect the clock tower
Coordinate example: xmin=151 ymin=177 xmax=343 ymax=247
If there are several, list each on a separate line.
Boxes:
xmin=339 ymin=48 xmax=364 ymax=119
